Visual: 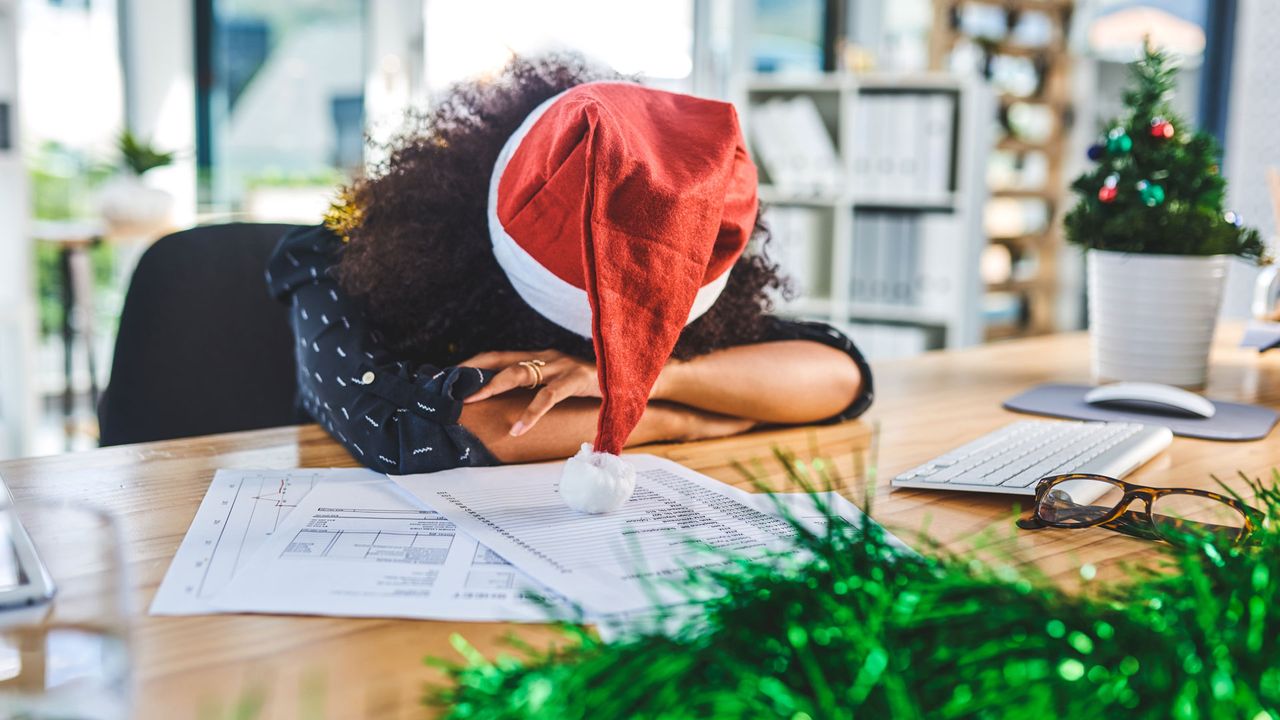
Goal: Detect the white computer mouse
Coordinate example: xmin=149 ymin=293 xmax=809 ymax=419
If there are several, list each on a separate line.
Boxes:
xmin=1084 ymin=382 xmax=1216 ymax=419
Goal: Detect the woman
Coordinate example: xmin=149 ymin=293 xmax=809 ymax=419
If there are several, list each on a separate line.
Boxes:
xmin=267 ymin=54 xmax=873 ymax=476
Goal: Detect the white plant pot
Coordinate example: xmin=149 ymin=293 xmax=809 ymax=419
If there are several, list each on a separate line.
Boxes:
xmin=98 ymin=174 xmax=174 ymax=240
xmin=1086 ymin=249 xmax=1228 ymax=388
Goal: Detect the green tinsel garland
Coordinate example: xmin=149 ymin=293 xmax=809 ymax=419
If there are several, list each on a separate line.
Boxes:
xmin=427 ymin=462 xmax=1280 ymax=719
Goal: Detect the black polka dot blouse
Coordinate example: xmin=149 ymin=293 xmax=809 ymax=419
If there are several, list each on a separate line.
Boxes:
xmin=266 ymin=225 xmax=875 ymax=476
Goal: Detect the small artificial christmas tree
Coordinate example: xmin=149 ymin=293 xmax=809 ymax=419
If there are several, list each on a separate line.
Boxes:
xmin=1064 ymin=42 xmax=1266 ymax=261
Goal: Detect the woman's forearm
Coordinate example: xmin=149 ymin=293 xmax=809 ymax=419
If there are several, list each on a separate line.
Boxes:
xmin=650 ymin=340 xmax=861 ymax=424
xmin=461 ymin=393 xmax=753 ymax=464
xmin=456 ymin=339 xmax=860 ymax=452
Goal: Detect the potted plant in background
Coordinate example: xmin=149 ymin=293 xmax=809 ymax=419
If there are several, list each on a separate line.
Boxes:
xmin=1065 ymin=43 xmax=1267 ymax=388
xmin=97 ymin=130 xmax=176 ymax=240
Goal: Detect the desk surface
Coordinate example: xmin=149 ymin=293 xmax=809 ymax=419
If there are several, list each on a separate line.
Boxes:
xmin=2 ymin=326 xmax=1277 ymax=718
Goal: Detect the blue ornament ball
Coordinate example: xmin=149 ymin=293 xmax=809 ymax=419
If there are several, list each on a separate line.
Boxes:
xmin=1087 ymin=144 xmax=1104 ymax=161
xmin=1225 ymin=211 xmax=1243 ymax=227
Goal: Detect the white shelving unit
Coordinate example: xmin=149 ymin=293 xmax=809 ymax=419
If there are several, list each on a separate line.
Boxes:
xmin=739 ymin=73 xmax=993 ymax=357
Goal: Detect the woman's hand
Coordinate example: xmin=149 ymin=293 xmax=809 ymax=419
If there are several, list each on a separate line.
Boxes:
xmin=462 ymin=350 xmax=601 ymax=437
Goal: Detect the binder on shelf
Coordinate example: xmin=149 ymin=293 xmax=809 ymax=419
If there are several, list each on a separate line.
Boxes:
xmin=871 ymin=96 xmax=894 ymax=199
xmin=876 ymin=213 xmax=897 ymax=305
xmin=916 ymin=213 xmax=961 ymax=317
xmin=890 ymin=214 xmax=913 ymax=305
xmin=858 ymin=213 xmax=880 ymax=303
xmin=748 ymin=99 xmax=797 ymax=189
xmin=923 ymin=93 xmax=956 ymax=197
xmin=850 ymin=213 xmax=867 ymax=303
xmin=846 ymin=91 xmax=957 ymax=205
xmin=787 ymin=97 xmax=843 ymax=191
xmin=850 ymin=94 xmax=872 ymax=197
xmin=851 ymin=211 xmax=913 ymax=308
xmin=748 ymin=96 xmax=842 ymax=196
xmin=903 ymin=215 xmax=920 ymax=306
xmin=769 ymin=206 xmax=828 ymax=312
xmin=895 ymin=96 xmax=921 ymax=192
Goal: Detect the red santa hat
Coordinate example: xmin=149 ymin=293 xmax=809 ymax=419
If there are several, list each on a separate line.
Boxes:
xmin=488 ymin=81 xmax=758 ymax=513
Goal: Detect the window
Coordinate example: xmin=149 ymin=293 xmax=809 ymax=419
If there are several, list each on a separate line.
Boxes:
xmin=423 ymin=0 xmax=694 ymax=93
xmin=751 ymin=0 xmax=825 ymax=74
xmin=196 ymin=0 xmax=366 ymax=216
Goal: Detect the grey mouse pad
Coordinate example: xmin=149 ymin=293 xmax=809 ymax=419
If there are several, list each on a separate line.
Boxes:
xmin=1003 ymin=383 xmax=1278 ymax=441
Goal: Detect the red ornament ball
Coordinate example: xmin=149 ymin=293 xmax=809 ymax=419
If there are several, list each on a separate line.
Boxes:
xmin=1098 ymin=185 xmax=1118 ymax=203
xmin=1150 ymin=120 xmax=1175 ymax=139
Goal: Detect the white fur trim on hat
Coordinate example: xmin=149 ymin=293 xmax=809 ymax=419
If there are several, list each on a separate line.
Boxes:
xmin=487 ymin=83 xmax=731 ymax=340
xmin=559 ymin=443 xmax=637 ymax=514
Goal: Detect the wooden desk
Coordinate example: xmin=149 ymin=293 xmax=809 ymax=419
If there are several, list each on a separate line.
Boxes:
xmin=1 ymin=326 xmax=1277 ymax=718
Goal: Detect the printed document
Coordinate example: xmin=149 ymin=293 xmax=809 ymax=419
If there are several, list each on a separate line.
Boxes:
xmin=150 ymin=468 xmax=381 ymax=615
xmin=395 ymin=455 xmax=832 ymax=614
xmin=153 ymin=465 xmax=908 ymax=628
xmin=208 ymin=478 xmax=571 ymax=622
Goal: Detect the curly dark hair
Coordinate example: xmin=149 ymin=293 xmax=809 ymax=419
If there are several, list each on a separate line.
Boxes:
xmin=336 ymin=54 xmax=788 ymax=366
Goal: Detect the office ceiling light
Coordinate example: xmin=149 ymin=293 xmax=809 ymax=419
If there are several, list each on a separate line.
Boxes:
xmin=1087 ymin=7 xmax=1205 ymax=62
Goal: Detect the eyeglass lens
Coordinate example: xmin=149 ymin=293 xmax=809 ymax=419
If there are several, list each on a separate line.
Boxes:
xmin=1038 ymin=477 xmax=1126 ymax=526
xmin=1149 ymin=491 xmax=1248 ymax=544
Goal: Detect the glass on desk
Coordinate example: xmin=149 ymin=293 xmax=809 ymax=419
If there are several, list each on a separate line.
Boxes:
xmin=0 ymin=499 xmax=130 ymax=720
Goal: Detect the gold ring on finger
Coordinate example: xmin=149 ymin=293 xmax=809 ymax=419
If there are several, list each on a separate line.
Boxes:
xmin=518 ymin=360 xmax=544 ymax=389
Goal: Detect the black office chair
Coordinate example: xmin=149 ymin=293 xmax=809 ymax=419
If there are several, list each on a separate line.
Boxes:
xmin=98 ymin=223 xmax=307 ymax=446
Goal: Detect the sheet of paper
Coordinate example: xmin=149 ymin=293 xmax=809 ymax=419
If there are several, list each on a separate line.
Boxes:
xmin=150 ymin=468 xmax=383 ymax=615
xmin=208 ymin=479 xmax=574 ymax=622
xmin=394 ymin=455 xmax=830 ymax=614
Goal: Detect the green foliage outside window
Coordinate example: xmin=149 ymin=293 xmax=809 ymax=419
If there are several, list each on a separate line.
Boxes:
xmin=28 ymin=141 xmax=116 ymax=337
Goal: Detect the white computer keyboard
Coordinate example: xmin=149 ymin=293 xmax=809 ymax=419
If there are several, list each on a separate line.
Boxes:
xmin=892 ymin=420 xmax=1173 ymax=497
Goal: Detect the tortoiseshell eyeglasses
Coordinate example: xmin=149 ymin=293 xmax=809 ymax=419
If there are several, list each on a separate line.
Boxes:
xmin=1017 ymin=473 xmax=1263 ymax=545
